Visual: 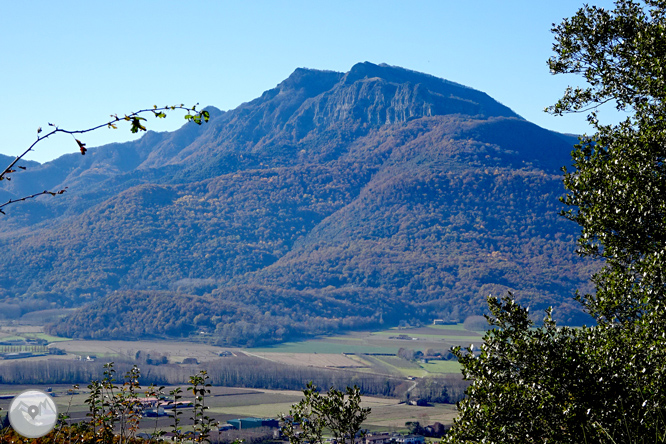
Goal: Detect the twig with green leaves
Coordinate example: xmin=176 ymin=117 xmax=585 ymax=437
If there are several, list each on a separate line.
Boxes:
xmin=85 ymin=362 xmax=118 ymax=444
xmin=0 ymin=104 xmax=210 ymax=215
xmin=188 ymin=370 xmax=217 ymax=443
xmin=281 ymin=382 xmax=370 ymax=444
xmin=144 ymin=383 xmax=166 ymax=442
xmin=169 ymin=386 xmax=184 ymax=443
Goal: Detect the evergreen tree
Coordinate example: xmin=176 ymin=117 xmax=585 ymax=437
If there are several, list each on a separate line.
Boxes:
xmin=447 ymin=1 xmax=666 ymax=442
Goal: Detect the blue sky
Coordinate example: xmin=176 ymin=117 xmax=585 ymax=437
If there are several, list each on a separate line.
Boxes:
xmin=1 ymin=1 xmax=619 ymax=164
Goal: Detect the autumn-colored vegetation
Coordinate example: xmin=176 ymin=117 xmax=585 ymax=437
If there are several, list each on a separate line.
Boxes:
xmin=0 ymin=64 xmax=592 ymax=346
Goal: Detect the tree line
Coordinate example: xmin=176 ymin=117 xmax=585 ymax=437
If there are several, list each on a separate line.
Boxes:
xmin=0 ymin=353 xmax=467 ymax=403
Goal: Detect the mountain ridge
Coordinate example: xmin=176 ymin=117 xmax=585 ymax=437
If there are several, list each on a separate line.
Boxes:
xmin=0 ymin=62 xmax=538 ymax=210
xmin=0 ymin=62 xmax=594 ymax=345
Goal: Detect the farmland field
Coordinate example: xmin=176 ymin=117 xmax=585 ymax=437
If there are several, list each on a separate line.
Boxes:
xmin=372 ymin=328 xmax=483 ymax=344
xmin=0 ymin=384 xmax=458 ymax=432
xmin=250 ymin=340 xmax=399 ymax=354
xmin=252 ymin=324 xmax=482 ymax=354
xmin=46 ymin=339 xmax=237 ymax=363
xmin=419 ymin=360 xmax=462 ymax=374
xmin=26 ymin=333 xmax=72 ymax=343
xmin=0 ymin=324 xmax=472 ymax=378
xmin=0 ymin=325 xmax=44 ymax=334
xmin=243 ymin=352 xmax=365 ymax=368
xmin=356 ymin=355 xmax=424 ymax=377
xmin=246 ymin=324 xmax=477 ymax=376
xmin=0 ymin=324 xmax=472 ymax=434
xmin=364 ymin=399 xmax=459 ymax=430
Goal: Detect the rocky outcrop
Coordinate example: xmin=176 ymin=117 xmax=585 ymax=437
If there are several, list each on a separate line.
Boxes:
xmin=224 ymin=62 xmax=522 ymax=143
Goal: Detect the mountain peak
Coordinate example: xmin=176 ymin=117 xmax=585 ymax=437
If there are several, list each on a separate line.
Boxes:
xmin=343 ymin=61 xmax=389 ymax=83
xmin=273 ymin=62 xmax=520 ymax=133
xmin=239 ymin=63 xmax=522 ymax=140
xmin=276 ymin=67 xmax=343 ymax=96
xmin=0 ymin=63 xmax=590 ymax=345
xmin=343 ymin=61 xmax=458 ymax=87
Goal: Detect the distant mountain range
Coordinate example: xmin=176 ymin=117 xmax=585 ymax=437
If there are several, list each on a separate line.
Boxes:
xmin=0 ymin=62 xmax=595 ymax=346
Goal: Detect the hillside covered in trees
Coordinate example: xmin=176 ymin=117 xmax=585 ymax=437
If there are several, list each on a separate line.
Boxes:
xmin=0 ymin=62 xmax=595 ymax=345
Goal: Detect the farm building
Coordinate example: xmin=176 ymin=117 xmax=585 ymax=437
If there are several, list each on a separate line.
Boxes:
xmin=1 ymin=352 xmax=35 ymax=360
xmin=395 ymin=435 xmax=425 ymax=444
xmin=228 ymin=417 xmax=279 ymax=429
xmin=432 ymin=319 xmax=456 ymax=325
xmin=364 ymin=433 xmax=393 ymax=444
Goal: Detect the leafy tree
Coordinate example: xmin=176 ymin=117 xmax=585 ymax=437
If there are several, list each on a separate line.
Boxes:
xmin=447 ymin=1 xmax=666 ymax=442
xmin=549 ymin=0 xmax=666 ymax=324
xmin=0 ymin=104 xmax=210 ymax=214
xmin=280 ymin=382 xmax=370 ymax=444
xmin=406 ymin=421 xmax=425 ymax=435
xmin=447 ymin=295 xmax=665 ymax=443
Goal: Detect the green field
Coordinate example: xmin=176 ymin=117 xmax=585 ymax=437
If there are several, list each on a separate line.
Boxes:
xmin=246 ymin=325 xmax=472 ymax=377
xmin=208 ymin=401 xmax=298 ymax=418
xmin=428 ymin=324 xmax=470 ymax=331
xmin=419 ymin=360 xmax=462 ymax=374
xmin=373 ymin=332 xmax=482 ymax=343
xmin=253 ymin=324 xmax=483 ymax=354
xmin=370 ymin=326 xmax=484 ymax=344
xmin=0 ymin=335 xmax=25 ymax=341
xmin=25 ymin=333 xmax=73 ymax=343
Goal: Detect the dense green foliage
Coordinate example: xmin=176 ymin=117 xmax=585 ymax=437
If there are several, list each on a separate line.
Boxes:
xmin=447 ymin=1 xmax=666 ymax=442
xmin=552 ymin=0 xmax=666 ymax=324
xmin=281 ymin=383 xmax=370 ymax=444
xmin=448 ymin=296 xmax=666 ymax=443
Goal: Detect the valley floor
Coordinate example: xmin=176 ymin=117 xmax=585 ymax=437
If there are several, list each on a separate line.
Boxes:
xmin=0 ymin=323 xmax=477 ymax=430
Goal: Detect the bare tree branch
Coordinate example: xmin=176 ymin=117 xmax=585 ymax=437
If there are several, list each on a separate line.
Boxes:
xmin=0 ymin=104 xmax=210 ymax=215
xmin=0 ymin=189 xmax=68 ymax=214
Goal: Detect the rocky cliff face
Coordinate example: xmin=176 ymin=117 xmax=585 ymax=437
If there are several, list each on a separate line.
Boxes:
xmin=153 ymin=62 xmax=524 ymax=171
xmin=320 ymin=62 xmax=519 ymax=126
xmin=213 ymin=62 xmax=521 ymax=145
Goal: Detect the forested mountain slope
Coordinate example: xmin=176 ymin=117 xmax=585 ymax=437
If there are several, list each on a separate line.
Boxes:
xmin=0 ymin=62 xmax=594 ymax=345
